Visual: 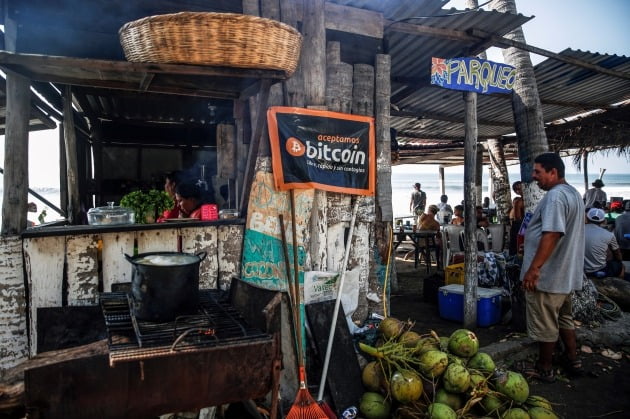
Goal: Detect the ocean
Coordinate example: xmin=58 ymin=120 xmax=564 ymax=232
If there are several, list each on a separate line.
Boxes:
xmin=390 ymin=170 xmax=630 ymax=219
xmin=1 ymin=173 xmax=629 ymax=225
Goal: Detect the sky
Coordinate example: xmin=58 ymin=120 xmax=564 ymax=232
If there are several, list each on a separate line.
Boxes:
xmin=1 ymin=0 xmax=629 ymax=188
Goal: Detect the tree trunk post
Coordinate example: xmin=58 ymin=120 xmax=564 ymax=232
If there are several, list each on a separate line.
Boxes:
xmin=487 ymin=138 xmax=512 ymax=224
xmin=491 ymin=0 xmax=549 ymax=211
xmin=463 ymin=91 xmax=479 ymax=329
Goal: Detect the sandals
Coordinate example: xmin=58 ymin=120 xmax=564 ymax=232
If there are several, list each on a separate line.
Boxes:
xmin=514 ymin=360 xmax=556 ymax=383
xmin=560 ymin=354 xmax=584 ymax=377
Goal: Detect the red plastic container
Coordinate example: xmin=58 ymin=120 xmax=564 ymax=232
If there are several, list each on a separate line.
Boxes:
xmin=200 ymin=204 xmax=218 ymax=221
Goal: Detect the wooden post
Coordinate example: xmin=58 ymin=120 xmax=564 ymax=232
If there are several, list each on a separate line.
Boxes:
xmin=582 ymin=150 xmax=589 ymax=193
xmin=302 ymin=0 xmax=328 ymax=271
xmin=463 ymin=91 xmax=479 ymax=329
xmin=1 ymin=71 xmax=30 ymax=235
xmin=63 ymin=85 xmax=81 ymax=224
xmin=91 ymin=121 xmax=103 ymax=205
xmin=439 ymin=166 xmax=446 ymax=195
xmin=324 ymin=45 xmax=353 ymax=272
xmin=475 ymin=147 xmax=483 ymax=206
xmin=375 ymin=54 xmax=395 ymax=303
xmin=350 ymin=63 xmax=375 ymax=321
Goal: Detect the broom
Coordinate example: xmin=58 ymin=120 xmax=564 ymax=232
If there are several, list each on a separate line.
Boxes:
xmin=286 ymin=190 xmax=329 ymax=419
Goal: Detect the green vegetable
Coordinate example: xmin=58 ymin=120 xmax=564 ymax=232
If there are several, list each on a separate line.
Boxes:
xmin=120 ymin=190 xmax=173 ymax=223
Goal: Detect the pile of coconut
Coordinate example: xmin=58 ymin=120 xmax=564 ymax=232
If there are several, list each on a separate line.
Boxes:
xmin=358 ymin=317 xmax=557 ymax=419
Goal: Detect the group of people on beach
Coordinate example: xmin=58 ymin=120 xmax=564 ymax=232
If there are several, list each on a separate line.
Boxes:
xmin=410 ymin=152 xmax=629 ymax=384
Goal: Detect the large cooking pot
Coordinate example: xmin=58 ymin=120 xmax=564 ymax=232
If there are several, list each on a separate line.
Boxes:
xmin=125 ymin=251 xmax=207 ymax=322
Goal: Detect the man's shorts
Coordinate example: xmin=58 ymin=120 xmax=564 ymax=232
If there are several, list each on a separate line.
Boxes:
xmin=525 ymin=290 xmax=574 ymax=342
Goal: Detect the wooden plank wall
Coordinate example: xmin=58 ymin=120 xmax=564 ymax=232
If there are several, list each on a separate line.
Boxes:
xmin=2 ymin=225 xmax=243 ymax=362
xmin=0 ymin=236 xmax=29 ymax=369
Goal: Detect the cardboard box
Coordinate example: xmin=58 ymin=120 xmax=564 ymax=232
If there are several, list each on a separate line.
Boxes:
xmin=438 ymin=284 xmax=502 ymax=327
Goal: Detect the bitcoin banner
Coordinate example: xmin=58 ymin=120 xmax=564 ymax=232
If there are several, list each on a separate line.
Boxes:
xmin=267 ymin=106 xmax=375 ymax=196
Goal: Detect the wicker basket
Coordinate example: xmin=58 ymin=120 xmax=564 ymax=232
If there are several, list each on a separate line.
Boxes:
xmin=119 ymin=12 xmax=302 ymax=76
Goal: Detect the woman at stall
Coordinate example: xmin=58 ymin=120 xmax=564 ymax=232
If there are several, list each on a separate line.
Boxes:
xmin=158 ymin=171 xmax=183 ymax=221
xmin=175 ymin=181 xmax=206 ymax=219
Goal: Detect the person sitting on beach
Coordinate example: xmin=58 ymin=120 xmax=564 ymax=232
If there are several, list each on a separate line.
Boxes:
xmin=436 ymin=195 xmax=453 ymax=224
xmin=476 ymin=205 xmax=490 ymax=228
xmin=419 ymin=204 xmax=440 ymax=231
xmin=614 ymin=200 xmax=630 ymax=260
xmin=584 ymin=208 xmax=624 ymax=279
xmin=451 ymin=205 xmax=464 ymax=225
xmin=584 ymin=179 xmax=607 ymax=209
xmin=605 ymin=200 xmax=623 ymax=229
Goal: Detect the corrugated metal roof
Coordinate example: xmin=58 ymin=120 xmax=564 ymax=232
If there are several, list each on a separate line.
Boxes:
xmin=394 ymin=48 xmax=630 ymax=165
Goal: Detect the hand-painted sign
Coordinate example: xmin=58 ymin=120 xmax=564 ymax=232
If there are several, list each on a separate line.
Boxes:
xmin=431 ymin=57 xmax=516 ymax=95
xmin=267 ymin=106 xmax=375 ymax=196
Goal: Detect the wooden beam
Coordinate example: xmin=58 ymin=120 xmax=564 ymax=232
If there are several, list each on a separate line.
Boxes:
xmin=324 ymin=2 xmax=383 ymax=38
xmin=392 ymin=109 xmax=513 ymax=127
xmin=1 ymin=71 xmax=30 ymax=235
xmin=469 ymin=28 xmax=630 ymax=81
xmin=385 ymin=19 xmax=479 ymax=42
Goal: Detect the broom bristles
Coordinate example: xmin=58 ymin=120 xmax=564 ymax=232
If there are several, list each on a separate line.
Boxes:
xmin=286 ymin=388 xmax=329 ymax=419
xmin=286 ymin=367 xmax=329 ymax=419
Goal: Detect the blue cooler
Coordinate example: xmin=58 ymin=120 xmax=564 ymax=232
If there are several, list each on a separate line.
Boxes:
xmin=438 ymin=284 xmax=502 ymax=327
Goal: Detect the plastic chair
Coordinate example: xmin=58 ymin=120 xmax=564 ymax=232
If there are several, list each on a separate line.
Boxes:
xmin=486 ymin=224 xmax=506 ymax=253
xmin=458 ymin=228 xmax=489 ymax=253
xmin=443 ymin=224 xmax=464 ymax=266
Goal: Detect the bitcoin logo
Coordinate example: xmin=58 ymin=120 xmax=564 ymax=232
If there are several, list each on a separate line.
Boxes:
xmin=286 ymin=137 xmax=305 ymax=157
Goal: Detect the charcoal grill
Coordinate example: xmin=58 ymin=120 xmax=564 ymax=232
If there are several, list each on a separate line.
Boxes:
xmin=101 ymin=289 xmax=271 ymax=365
xmin=25 ymin=279 xmax=283 ymax=419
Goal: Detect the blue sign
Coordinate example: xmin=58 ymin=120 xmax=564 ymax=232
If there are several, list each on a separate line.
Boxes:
xmin=431 ymin=57 xmax=516 ymax=95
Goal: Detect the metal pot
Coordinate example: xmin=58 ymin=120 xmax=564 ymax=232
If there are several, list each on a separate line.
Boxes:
xmin=125 ymin=251 xmax=207 ymax=322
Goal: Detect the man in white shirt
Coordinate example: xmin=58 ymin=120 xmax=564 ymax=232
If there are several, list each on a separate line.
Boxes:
xmin=584 ymin=208 xmax=624 ymax=278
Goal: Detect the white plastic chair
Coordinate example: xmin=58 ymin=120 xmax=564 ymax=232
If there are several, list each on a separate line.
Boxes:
xmin=486 ymin=224 xmax=506 ymax=253
xmin=443 ymin=224 xmax=464 ymax=266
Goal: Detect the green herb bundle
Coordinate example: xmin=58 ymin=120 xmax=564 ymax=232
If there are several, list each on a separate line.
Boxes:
xmin=120 ymin=190 xmax=174 ymax=223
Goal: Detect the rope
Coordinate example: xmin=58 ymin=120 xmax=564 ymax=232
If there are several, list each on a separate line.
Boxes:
xmin=597 ymin=292 xmax=622 ymax=320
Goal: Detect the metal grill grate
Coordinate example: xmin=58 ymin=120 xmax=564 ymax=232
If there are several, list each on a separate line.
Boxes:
xmin=100 ymin=290 xmax=271 ymax=365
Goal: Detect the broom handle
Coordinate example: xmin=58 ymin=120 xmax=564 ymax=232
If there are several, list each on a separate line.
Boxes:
xmin=317 ymin=198 xmax=359 ymax=401
xmin=279 ymin=214 xmax=300 ymax=354
xmin=290 ymin=190 xmax=305 ymax=367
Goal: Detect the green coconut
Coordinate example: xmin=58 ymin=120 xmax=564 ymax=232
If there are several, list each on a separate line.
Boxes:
xmin=362 ymin=361 xmax=385 ymax=392
xmin=528 ymin=406 xmax=559 ymax=419
xmin=525 ymin=395 xmax=553 ymax=411
xmin=435 ymin=388 xmax=463 ymax=411
xmin=378 ymin=317 xmax=404 ymax=340
xmin=447 ymin=353 xmax=467 ymax=367
xmin=448 ymin=329 xmax=479 ymax=358
xmin=427 ymin=402 xmax=457 ymax=419
xmin=418 ymin=349 xmax=449 ymax=378
xmin=439 ymin=336 xmax=450 ymax=351
xmin=502 ymin=407 xmax=531 ymax=419
xmin=415 ymin=336 xmax=441 ymax=354
xmin=495 ymin=370 xmax=529 ymax=404
xmin=399 ymin=330 xmax=422 ymax=347
xmin=480 ymin=393 xmax=508 ymax=415
xmin=468 ymin=352 xmax=496 ymax=373
xmin=470 ymin=372 xmax=489 ymax=392
xmin=390 ymin=369 xmax=423 ymax=403
xmin=442 ymin=363 xmax=471 ymax=394
xmin=359 ymin=392 xmax=391 ymax=419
